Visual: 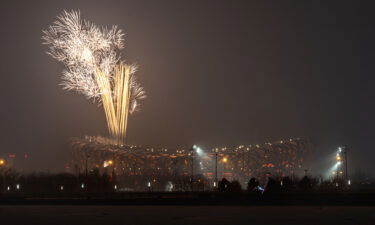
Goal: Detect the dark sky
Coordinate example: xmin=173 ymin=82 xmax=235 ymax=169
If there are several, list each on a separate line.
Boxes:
xmin=0 ymin=0 xmax=374 ymax=175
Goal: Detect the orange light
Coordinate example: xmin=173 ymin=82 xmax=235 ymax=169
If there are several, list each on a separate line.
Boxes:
xmin=103 ymin=160 xmax=114 ymax=168
xmin=0 ymin=159 xmax=5 ymax=166
xmin=222 ymin=157 xmax=228 ymax=163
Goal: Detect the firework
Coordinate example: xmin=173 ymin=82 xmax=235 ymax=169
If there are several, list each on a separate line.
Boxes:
xmin=42 ymin=10 xmax=145 ymax=143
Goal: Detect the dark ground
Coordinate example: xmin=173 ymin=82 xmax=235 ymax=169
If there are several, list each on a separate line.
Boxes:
xmin=0 ymin=205 xmax=374 ymax=225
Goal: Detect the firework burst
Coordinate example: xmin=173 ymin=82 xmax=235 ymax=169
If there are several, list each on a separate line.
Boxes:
xmin=43 ymin=10 xmax=146 ymax=143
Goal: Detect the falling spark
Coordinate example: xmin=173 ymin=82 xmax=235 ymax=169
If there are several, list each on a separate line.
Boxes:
xmin=42 ymin=10 xmax=146 ymax=143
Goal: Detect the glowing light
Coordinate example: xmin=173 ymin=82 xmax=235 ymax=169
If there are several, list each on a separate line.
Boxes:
xmin=60 ymin=185 xmax=64 ymax=191
xmin=16 ymin=184 xmax=20 ymax=190
xmin=103 ymin=160 xmax=114 ymax=167
xmin=338 ymin=147 xmax=342 ymax=152
xmin=81 ymin=183 xmax=85 ymax=189
xmin=43 ymin=10 xmax=146 ymax=143
xmin=195 ymin=146 xmax=204 ymax=156
xmin=147 ymin=181 xmax=151 ymax=188
xmin=348 ymin=180 xmax=351 ymax=186
xmin=0 ymin=159 xmax=4 ymax=166
xmin=222 ymin=157 xmax=228 ymax=163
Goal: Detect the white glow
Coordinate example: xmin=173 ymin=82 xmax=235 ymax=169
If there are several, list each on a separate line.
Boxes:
xmin=16 ymin=184 xmax=20 ymax=190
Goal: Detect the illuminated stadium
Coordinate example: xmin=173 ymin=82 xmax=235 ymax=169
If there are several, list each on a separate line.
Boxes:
xmin=68 ymin=136 xmax=310 ymax=191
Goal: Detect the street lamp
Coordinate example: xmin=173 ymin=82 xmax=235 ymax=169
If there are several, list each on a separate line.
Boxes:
xmin=221 ymin=157 xmax=228 ymax=179
xmin=214 ymin=151 xmax=218 ymax=189
xmin=103 ymin=160 xmax=114 ymax=168
xmin=0 ymin=159 xmax=5 ymax=193
xmin=147 ymin=181 xmax=151 ymax=192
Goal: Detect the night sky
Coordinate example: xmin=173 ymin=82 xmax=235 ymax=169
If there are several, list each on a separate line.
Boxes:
xmin=0 ymin=0 xmax=374 ymax=175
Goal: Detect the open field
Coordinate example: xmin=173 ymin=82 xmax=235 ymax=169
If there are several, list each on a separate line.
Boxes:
xmin=0 ymin=205 xmax=374 ymax=225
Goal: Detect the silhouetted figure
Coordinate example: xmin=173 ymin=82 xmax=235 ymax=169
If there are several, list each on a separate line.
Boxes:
xmin=265 ymin=177 xmax=281 ymax=194
xmin=218 ymin=178 xmax=230 ymax=192
xmin=228 ymin=180 xmax=242 ymax=193
xmin=247 ymin=177 xmax=259 ymax=192
xmin=299 ymin=176 xmax=312 ymax=191
xmin=281 ymin=176 xmax=294 ymax=192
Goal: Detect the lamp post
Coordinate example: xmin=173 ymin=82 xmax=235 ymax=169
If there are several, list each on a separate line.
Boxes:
xmin=336 ymin=147 xmax=343 ymax=180
xmin=222 ymin=156 xmax=228 ymax=179
xmin=85 ymin=152 xmax=90 ymax=177
xmin=215 ymin=152 xmax=218 ymax=188
xmin=190 ymin=145 xmax=195 ymax=191
xmin=0 ymin=159 xmax=5 ymax=194
xmin=343 ymin=146 xmax=348 ymax=181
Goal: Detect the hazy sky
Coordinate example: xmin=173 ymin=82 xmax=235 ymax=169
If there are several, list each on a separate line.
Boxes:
xmin=0 ymin=0 xmax=374 ymax=174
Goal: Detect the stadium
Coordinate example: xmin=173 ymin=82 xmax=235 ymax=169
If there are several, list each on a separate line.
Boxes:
xmin=69 ymin=136 xmax=310 ymax=191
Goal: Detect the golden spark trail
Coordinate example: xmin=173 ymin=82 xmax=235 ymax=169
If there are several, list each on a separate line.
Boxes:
xmin=95 ymin=63 xmax=132 ymax=144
